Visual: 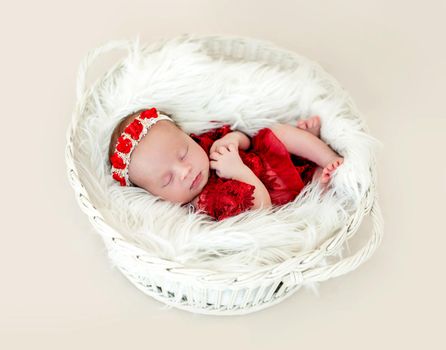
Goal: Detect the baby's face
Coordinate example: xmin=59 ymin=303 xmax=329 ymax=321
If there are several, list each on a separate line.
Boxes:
xmin=128 ymin=120 xmax=210 ymax=204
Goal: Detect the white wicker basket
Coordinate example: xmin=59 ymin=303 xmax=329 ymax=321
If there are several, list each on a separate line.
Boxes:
xmin=65 ymin=34 xmax=384 ymax=315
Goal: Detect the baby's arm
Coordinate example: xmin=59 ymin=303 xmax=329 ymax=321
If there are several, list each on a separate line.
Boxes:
xmin=233 ymin=165 xmax=272 ymax=209
xmin=230 ymin=131 xmax=250 ymax=150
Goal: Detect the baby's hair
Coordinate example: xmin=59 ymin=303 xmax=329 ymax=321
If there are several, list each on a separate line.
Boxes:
xmin=108 ymin=109 xmax=173 ymax=161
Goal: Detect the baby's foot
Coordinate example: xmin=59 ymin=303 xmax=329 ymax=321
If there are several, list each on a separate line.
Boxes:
xmin=297 ymin=116 xmax=321 ymax=137
xmin=320 ymin=157 xmax=344 ymax=184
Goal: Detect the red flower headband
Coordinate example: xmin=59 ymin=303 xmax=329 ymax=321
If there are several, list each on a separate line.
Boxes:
xmin=109 ymin=107 xmax=173 ymax=186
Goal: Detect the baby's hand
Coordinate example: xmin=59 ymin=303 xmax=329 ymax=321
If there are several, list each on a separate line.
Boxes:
xmin=209 ymin=133 xmax=240 ymax=155
xmin=209 ymin=144 xmax=246 ymax=179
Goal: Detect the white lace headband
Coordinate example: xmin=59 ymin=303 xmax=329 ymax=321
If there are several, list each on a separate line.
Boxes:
xmin=109 ymin=107 xmax=173 ymax=186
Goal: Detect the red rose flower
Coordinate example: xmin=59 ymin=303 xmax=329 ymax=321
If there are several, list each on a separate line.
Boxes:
xmin=125 ymin=119 xmax=143 ymax=140
xmin=116 ymin=136 xmax=132 ymax=153
xmin=112 ymin=172 xmax=126 ymax=186
xmin=110 ymin=152 xmax=126 ymax=169
xmin=140 ymin=108 xmax=158 ymax=119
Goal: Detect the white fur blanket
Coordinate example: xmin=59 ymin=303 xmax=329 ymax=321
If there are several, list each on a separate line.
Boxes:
xmin=75 ymin=35 xmax=381 ymax=273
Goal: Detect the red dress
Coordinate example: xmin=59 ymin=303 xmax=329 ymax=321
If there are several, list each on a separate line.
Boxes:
xmin=189 ymin=124 xmax=318 ymax=221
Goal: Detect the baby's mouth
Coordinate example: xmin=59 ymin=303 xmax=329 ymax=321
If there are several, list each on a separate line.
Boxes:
xmin=190 ymin=172 xmax=202 ymax=190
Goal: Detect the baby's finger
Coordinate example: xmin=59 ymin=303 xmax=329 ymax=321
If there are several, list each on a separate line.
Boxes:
xmin=210 ymin=143 xmax=218 ymax=154
xmin=228 ymin=144 xmax=236 ymax=152
xmin=209 ymin=160 xmax=218 ymax=169
xmin=209 ymin=152 xmax=220 ymax=160
xmin=218 ymin=146 xmax=228 ymax=153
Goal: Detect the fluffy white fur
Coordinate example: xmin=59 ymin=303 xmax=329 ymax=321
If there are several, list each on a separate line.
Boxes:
xmin=74 ymin=35 xmax=381 ymax=273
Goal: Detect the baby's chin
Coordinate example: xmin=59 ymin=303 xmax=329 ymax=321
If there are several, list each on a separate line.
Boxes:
xmin=202 ymin=166 xmax=211 ymax=186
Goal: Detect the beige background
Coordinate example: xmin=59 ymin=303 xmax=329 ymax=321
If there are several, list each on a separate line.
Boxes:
xmin=1 ymin=0 xmax=445 ymax=349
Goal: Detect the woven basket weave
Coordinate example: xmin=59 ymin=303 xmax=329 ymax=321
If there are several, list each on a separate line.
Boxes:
xmin=65 ymin=34 xmax=384 ymax=316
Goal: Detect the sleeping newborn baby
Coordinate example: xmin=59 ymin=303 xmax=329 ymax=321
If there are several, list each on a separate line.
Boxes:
xmin=109 ymin=107 xmax=343 ymax=220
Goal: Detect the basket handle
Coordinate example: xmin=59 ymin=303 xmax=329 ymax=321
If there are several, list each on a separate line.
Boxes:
xmin=75 ymin=39 xmax=133 ymax=103
xmin=284 ymin=193 xmax=384 ymax=287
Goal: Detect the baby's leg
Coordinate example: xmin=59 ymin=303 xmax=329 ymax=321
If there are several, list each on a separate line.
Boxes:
xmin=296 ymin=115 xmax=321 ymax=137
xmin=270 ymin=123 xmax=343 ymax=184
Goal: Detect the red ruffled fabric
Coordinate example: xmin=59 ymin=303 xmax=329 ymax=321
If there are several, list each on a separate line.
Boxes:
xmin=190 ymin=124 xmax=318 ymax=221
